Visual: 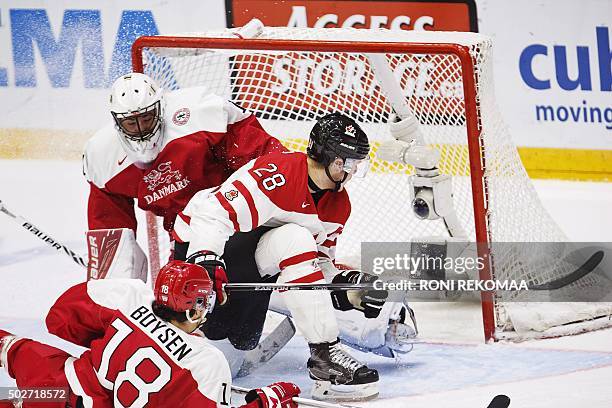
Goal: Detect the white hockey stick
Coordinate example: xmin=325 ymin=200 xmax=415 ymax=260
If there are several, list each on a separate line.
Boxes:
xmin=0 ymin=199 xmax=87 ymax=267
xmin=366 ymin=52 xmax=426 ymax=146
xmin=225 ymin=282 xmax=375 ymax=291
xmin=231 ymin=385 xmax=361 ymax=408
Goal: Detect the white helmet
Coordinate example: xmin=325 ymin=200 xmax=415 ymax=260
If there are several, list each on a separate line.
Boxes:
xmin=110 ymin=73 xmax=165 ymax=167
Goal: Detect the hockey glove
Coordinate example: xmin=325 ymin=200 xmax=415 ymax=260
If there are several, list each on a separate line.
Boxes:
xmin=331 ymin=270 xmax=388 ymax=318
xmin=185 ymin=250 xmax=228 ymax=305
xmin=244 ymin=382 xmax=300 ymax=408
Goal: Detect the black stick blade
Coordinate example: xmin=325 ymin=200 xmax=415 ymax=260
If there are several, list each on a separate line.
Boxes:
xmin=487 ymin=395 xmax=511 ymax=408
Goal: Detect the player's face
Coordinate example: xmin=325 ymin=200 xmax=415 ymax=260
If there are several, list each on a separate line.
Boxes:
xmin=118 ymin=110 xmax=157 ymax=139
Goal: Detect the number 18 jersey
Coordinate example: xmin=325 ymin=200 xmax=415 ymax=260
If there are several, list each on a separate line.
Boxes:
xmin=45 ymin=279 xmax=232 ymax=408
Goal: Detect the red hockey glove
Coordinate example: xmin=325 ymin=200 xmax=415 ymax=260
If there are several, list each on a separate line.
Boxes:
xmin=186 ymin=250 xmax=228 ymax=305
xmin=244 ymin=382 xmax=300 ymax=408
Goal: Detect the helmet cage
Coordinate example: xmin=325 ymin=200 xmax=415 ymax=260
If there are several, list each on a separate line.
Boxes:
xmin=112 ymin=100 xmax=163 ymax=142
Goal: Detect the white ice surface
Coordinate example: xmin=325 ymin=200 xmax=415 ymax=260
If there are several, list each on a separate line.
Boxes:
xmin=1 ymin=160 xmax=611 ymax=407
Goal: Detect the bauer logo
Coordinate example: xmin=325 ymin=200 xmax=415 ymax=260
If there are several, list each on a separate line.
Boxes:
xmin=228 ymin=1 xmax=477 ymax=32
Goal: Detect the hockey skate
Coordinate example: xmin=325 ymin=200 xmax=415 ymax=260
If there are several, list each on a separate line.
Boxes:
xmin=308 ymin=339 xmax=379 ymax=401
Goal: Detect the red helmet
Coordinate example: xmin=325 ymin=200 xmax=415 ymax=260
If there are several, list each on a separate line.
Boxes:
xmin=154 ymin=261 xmax=215 ymax=314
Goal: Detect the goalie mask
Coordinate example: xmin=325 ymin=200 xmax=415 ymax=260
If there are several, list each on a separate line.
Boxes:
xmin=154 ymin=261 xmax=216 ymax=326
xmin=307 ymin=113 xmax=370 ymax=191
xmin=110 ymin=73 xmax=165 ymax=168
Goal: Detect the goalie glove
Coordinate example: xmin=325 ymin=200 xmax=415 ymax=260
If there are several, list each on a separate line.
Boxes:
xmin=244 ymin=382 xmax=300 ymax=408
xmin=185 ymin=250 xmax=228 ymax=306
xmin=376 ymin=139 xmax=440 ymax=170
xmin=331 ymin=271 xmax=388 ymax=318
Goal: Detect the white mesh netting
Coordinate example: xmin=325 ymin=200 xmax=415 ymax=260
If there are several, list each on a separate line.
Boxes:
xmin=137 ymin=27 xmax=612 ymax=340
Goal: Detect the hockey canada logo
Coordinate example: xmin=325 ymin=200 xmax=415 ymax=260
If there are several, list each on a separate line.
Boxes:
xmin=345 ymin=125 xmax=356 ymax=137
xmin=225 ymin=190 xmax=239 ymax=201
xmin=143 ymin=161 xmax=191 ymax=204
xmin=172 ymin=108 xmax=191 ymax=126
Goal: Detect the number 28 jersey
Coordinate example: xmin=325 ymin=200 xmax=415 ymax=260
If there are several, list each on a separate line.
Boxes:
xmin=45 ymin=279 xmax=232 ymax=407
xmin=173 ymin=151 xmax=351 ymax=261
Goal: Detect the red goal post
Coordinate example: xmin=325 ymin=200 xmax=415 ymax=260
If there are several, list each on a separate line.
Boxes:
xmin=130 ymin=27 xmax=611 ymax=342
xmin=131 ymin=34 xmax=495 ymax=340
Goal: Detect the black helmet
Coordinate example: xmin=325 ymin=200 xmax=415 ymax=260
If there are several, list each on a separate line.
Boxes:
xmin=307 ymin=113 xmax=370 ymax=167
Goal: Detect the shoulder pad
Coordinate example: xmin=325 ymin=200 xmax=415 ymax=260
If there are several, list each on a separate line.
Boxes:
xmin=163 ymin=88 xmax=231 ymax=141
xmin=83 ymin=123 xmax=130 ymax=188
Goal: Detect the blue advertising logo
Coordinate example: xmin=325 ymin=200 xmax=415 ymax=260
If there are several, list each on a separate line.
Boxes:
xmin=519 ymin=26 xmax=610 ymax=92
xmin=0 ymin=9 xmax=159 ymax=88
xmin=518 ymin=26 xmax=611 ymax=130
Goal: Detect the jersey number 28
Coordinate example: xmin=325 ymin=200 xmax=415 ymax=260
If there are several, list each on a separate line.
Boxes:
xmin=253 ymin=163 xmax=286 ymax=191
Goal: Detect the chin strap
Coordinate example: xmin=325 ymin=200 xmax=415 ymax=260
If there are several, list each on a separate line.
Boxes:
xmin=323 ymin=167 xmax=348 ymax=192
xmin=185 ymin=310 xmax=206 ymax=332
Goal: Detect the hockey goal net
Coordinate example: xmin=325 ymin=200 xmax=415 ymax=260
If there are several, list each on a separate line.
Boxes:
xmin=132 ymin=26 xmax=612 ymax=342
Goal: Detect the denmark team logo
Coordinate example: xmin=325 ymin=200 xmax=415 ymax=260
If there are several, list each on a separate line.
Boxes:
xmin=172 ymin=108 xmax=190 ymax=126
xmin=142 ymin=161 xmax=191 ymax=205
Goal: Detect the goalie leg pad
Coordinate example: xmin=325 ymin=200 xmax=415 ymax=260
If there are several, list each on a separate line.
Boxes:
xmin=86 ymin=228 xmax=147 ymax=282
xmin=336 ymin=302 xmax=418 ymax=358
xmin=268 ymin=298 xmax=418 ymax=358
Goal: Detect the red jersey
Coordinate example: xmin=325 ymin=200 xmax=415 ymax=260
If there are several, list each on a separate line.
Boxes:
xmin=45 ymin=279 xmax=232 ymax=407
xmin=83 ymin=87 xmax=286 ymax=232
xmin=173 ymin=151 xmax=351 ymax=261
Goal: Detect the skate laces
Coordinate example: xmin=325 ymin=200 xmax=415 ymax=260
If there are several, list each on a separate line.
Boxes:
xmin=329 ymin=342 xmax=363 ymax=372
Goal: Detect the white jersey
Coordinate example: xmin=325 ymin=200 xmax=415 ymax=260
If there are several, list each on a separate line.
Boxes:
xmin=172 ymin=151 xmax=351 ymax=260
xmin=82 ymin=86 xmax=285 ymax=233
xmin=46 ymin=279 xmax=232 ymax=407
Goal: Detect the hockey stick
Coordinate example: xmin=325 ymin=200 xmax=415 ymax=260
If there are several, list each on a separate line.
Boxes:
xmin=0 ymin=200 xmax=371 ymax=292
xmin=487 ymin=395 xmax=511 ymax=408
xmin=236 ymin=315 xmax=296 ymax=378
xmin=0 ymin=199 xmax=87 ymax=267
xmin=527 ymin=250 xmax=604 ymax=290
xmin=1 ymin=197 xmax=602 ymax=296
xmin=231 ymin=385 xmax=361 ymax=408
xmin=224 ymin=282 xmax=375 ymax=292
xmin=366 ymin=52 xmax=426 ymax=145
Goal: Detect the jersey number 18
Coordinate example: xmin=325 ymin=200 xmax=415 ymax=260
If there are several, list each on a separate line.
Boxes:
xmin=96 ymin=319 xmax=172 ymax=408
